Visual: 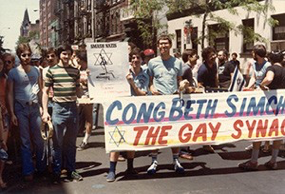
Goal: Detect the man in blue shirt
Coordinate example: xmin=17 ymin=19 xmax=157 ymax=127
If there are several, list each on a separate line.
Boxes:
xmin=147 ymin=34 xmax=189 ymax=175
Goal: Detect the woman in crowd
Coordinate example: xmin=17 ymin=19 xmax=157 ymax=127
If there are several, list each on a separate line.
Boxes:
xmin=239 ymin=51 xmax=285 ymax=170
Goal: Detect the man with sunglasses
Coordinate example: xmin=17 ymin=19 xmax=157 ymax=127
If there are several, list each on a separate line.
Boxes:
xmin=2 ymin=53 xmax=15 ymax=75
xmin=6 ymin=43 xmax=46 ymax=181
xmin=42 ymin=44 xmax=83 ymax=183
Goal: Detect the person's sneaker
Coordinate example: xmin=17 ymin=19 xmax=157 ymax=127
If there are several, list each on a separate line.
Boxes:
xmin=118 ymin=155 xmax=126 ymax=162
xmin=238 ymin=161 xmax=258 ymax=171
xmin=264 ymin=161 xmax=277 ymax=170
xmin=174 ymin=159 xmax=185 ymax=174
xmin=147 ymin=161 xmax=158 ymax=175
xmin=69 ymin=171 xmax=83 ymax=181
xmin=77 ymin=142 xmax=88 ymax=151
xmin=106 ymin=171 xmax=116 ymax=182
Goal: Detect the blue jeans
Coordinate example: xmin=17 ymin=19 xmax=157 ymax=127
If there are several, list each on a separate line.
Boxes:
xmin=52 ymin=102 xmax=78 ymax=175
xmin=14 ymin=101 xmax=45 ymax=176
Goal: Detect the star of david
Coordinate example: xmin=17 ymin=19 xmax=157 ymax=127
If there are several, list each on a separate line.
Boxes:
xmin=237 ymin=78 xmax=241 ymax=85
xmin=109 ymin=126 xmax=126 ymax=147
xmin=93 ymin=48 xmax=113 ymax=67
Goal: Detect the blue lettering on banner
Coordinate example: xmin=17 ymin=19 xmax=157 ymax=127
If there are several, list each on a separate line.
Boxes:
xmin=153 ymin=102 xmax=166 ymax=122
xmin=169 ymin=98 xmax=183 ymax=121
xmin=266 ymin=96 xmax=277 ymax=115
xmin=246 ymin=97 xmax=265 ymax=116
xmin=106 ymin=100 xmax=122 ymax=125
xmin=122 ymin=103 xmax=136 ymax=124
xmin=225 ymin=94 xmax=238 ymax=117
xmin=136 ymin=103 xmax=154 ymax=123
xmin=205 ymin=99 xmax=218 ymax=118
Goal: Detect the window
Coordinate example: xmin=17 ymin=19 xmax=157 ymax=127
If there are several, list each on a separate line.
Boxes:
xmin=176 ymin=29 xmax=182 ymax=53
xmin=208 ymin=24 xmax=229 ymax=51
xmin=242 ymin=18 xmax=254 ymax=53
xmin=272 ymin=14 xmax=285 ymax=40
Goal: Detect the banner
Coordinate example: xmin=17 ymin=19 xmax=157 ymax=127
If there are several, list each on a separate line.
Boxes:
xmin=86 ymin=42 xmax=130 ymax=101
xmin=103 ymin=89 xmax=285 ymax=153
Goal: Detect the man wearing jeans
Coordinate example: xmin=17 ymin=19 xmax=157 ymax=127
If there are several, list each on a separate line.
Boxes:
xmin=7 ymin=43 xmax=45 ymax=181
xmin=42 ymin=44 xmax=82 ymax=183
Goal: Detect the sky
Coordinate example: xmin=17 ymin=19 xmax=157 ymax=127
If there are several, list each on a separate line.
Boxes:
xmin=0 ymin=0 xmax=39 ymax=52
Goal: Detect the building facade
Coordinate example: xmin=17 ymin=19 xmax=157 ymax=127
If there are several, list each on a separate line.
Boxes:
xmin=39 ymin=0 xmax=57 ymax=48
xmin=167 ymin=1 xmax=285 ymax=72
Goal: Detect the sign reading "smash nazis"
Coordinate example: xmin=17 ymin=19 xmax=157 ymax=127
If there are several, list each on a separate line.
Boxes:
xmin=102 ymin=90 xmax=285 ymax=153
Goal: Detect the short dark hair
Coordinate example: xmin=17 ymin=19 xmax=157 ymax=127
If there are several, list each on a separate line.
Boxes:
xmin=16 ymin=43 xmax=32 ymax=58
xmin=42 ymin=47 xmax=56 ymax=59
xmin=268 ymin=51 xmax=283 ymax=64
xmin=219 ymin=49 xmax=229 ymax=58
xmin=157 ymin=34 xmax=172 ymax=46
xmin=75 ymin=50 xmax=87 ymax=62
xmin=130 ymin=47 xmax=142 ymax=58
xmin=182 ymin=49 xmax=197 ymax=63
xmin=56 ymin=44 xmax=72 ymax=58
xmin=202 ymin=47 xmax=216 ymax=62
xmin=253 ymin=44 xmax=266 ymax=58
xmin=232 ymin=52 xmax=238 ymax=57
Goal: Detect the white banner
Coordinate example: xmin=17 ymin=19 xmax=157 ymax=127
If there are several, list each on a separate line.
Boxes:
xmin=102 ymin=90 xmax=285 ymax=153
xmin=86 ymin=42 xmax=130 ymax=101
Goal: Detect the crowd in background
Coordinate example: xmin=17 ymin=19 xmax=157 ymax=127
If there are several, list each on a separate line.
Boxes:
xmin=1 ymin=34 xmax=285 ymax=187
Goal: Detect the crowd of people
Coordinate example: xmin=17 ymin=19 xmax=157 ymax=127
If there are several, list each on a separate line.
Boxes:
xmin=0 ymin=34 xmax=285 ymax=187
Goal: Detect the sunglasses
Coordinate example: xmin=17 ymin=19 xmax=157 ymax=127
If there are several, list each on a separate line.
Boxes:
xmin=5 ymin=60 xmax=12 ymax=64
xmin=21 ymin=53 xmax=31 ymax=58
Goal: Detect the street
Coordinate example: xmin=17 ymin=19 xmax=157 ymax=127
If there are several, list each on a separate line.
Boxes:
xmin=3 ymin=125 xmax=285 ymax=194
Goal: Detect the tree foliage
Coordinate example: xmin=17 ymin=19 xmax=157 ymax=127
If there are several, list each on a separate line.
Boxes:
xmin=131 ymin=0 xmax=276 ymax=50
xmin=166 ymin=0 xmax=276 ymax=49
xmin=16 ymin=31 xmax=40 ymax=46
xmin=130 ymin=0 xmax=166 ymax=48
xmin=0 ymin=36 xmax=10 ymax=57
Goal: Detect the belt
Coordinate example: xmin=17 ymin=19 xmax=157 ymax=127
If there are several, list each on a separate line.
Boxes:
xmin=16 ymin=100 xmax=37 ymax=107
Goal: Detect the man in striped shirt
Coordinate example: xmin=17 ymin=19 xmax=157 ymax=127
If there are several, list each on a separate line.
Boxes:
xmin=42 ymin=44 xmax=83 ymax=183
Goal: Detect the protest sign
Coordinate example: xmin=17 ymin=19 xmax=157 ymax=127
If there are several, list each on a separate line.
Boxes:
xmin=86 ymin=42 xmax=130 ymax=101
xmin=102 ymin=89 xmax=285 ymax=153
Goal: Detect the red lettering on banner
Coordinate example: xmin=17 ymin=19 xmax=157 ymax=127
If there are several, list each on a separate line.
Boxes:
xmin=133 ymin=126 xmax=148 ymax=146
xmin=193 ymin=124 xmax=207 ymax=142
xmin=178 ymin=124 xmax=193 ymax=143
xmin=209 ymin=122 xmax=221 ymax=141
xmin=158 ymin=125 xmax=172 ymax=145
xmin=268 ymin=119 xmax=279 ymax=137
xmin=133 ymin=125 xmax=173 ymax=146
xmin=145 ymin=126 xmax=160 ymax=145
xmin=232 ymin=120 xmax=243 ymax=139
xmin=281 ymin=120 xmax=285 ymax=136
xmin=256 ymin=119 xmax=268 ymax=137
xmin=246 ymin=120 xmax=256 ymax=138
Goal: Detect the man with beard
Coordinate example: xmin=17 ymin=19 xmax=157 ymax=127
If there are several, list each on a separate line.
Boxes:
xmin=197 ymin=47 xmax=218 ymax=89
xmin=197 ymin=46 xmax=217 ymax=153
xmin=217 ymin=49 xmax=235 ymax=88
xmin=7 ymin=43 xmax=45 ymax=181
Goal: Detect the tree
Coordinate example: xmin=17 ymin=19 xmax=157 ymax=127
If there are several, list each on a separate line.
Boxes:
xmin=166 ymin=0 xmax=277 ymax=49
xmin=130 ymin=0 xmax=166 ymax=48
xmin=16 ymin=31 xmax=40 ymax=46
xmin=0 ymin=36 xmax=10 ymax=57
